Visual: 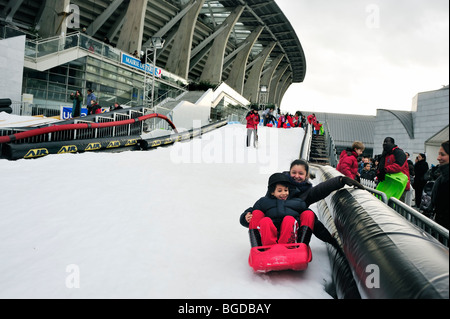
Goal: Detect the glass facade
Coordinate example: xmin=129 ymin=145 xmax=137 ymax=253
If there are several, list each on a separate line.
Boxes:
xmin=22 ymin=52 xmax=187 ymax=110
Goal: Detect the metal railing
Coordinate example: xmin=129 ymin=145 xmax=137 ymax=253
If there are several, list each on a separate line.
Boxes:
xmin=24 ymin=32 xmax=121 ymax=63
xmin=0 ymin=25 xmax=40 ymax=41
xmin=361 ymin=180 xmax=448 ymax=246
xmin=23 ymin=31 xmax=185 ymax=90
xmin=362 ymin=185 xmax=389 ymax=203
xmin=323 ymin=120 xmax=339 ymax=167
xmin=388 ymin=197 xmax=449 ymax=247
xmin=0 ymin=106 xmax=175 ymax=145
xmin=360 ymin=177 xmax=377 ymax=189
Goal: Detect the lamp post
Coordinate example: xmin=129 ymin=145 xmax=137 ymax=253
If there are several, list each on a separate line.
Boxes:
xmin=150 ymin=36 xmax=164 ymax=113
xmin=259 ymin=85 xmax=268 ymax=110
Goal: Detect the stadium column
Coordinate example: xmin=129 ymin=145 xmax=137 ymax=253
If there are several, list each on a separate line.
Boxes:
xmin=199 ymin=6 xmax=245 ymax=85
xmin=275 ymin=74 xmax=292 ymax=108
xmin=242 ymin=42 xmax=276 ymax=104
xmin=226 ymin=26 xmax=264 ymax=95
xmin=37 ymin=0 xmax=70 ymax=38
xmin=116 ymin=0 xmax=147 ymax=55
xmin=165 ymin=0 xmax=205 ymax=79
xmin=268 ymin=64 xmax=288 ymax=106
xmin=258 ymin=54 xmax=284 ymax=105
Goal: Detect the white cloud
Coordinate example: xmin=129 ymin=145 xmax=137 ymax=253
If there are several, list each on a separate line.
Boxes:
xmin=275 ymin=0 xmax=449 ymax=115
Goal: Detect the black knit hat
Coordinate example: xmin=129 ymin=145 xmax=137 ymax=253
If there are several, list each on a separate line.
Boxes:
xmin=268 ymin=173 xmax=293 ymax=188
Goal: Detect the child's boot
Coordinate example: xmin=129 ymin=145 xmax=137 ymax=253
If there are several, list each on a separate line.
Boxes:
xmin=298 ymin=225 xmax=313 ymax=245
xmin=248 ymin=229 xmax=262 ymax=247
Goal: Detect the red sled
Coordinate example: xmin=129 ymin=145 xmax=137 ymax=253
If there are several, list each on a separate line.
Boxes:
xmin=248 ymin=243 xmax=312 ymax=273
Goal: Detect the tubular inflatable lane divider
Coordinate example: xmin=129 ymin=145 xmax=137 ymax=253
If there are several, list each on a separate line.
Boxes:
xmin=2 ymin=135 xmax=142 ymax=160
xmin=0 ymin=113 xmax=177 ymax=144
xmin=314 ymin=165 xmax=449 ymax=299
xmin=316 ymin=199 xmax=361 ymax=299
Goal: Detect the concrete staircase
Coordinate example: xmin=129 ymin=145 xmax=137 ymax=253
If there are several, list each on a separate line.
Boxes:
xmin=309 ymin=134 xmax=329 ymax=165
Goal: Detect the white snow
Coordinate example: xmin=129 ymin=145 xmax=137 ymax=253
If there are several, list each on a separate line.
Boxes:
xmin=0 ymin=122 xmax=334 ymax=299
xmin=0 ymin=111 xmax=60 ymax=127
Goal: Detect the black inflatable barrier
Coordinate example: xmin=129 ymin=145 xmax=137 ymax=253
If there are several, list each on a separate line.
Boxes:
xmin=1 ymin=135 xmax=141 ymax=160
xmin=0 ymin=98 xmax=12 ymax=107
xmin=0 ymin=106 xmax=13 ymax=114
xmin=317 ymin=200 xmax=361 ymax=299
xmin=315 ymin=165 xmax=449 ymax=299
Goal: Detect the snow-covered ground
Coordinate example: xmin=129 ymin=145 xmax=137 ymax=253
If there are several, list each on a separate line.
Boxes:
xmin=0 ymin=122 xmax=334 ymax=298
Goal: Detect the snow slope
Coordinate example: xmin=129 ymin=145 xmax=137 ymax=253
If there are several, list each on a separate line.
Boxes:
xmin=0 ymin=124 xmax=333 ymax=298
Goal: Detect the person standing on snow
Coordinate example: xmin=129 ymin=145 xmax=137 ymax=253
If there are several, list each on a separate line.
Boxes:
xmin=245 ymin=106 xmax=260 ymax=147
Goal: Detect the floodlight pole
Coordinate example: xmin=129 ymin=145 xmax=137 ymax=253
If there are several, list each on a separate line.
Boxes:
xmin=150 ymin=37 xmax=164 ymax=114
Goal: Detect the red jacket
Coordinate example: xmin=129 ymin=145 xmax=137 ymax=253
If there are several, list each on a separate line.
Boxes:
xmin=246 ymin=111 xmax=260 ymax=129
xmin=307 ymin=114 xmax=316 ymax=124
xmin=337 ymin=149 xmax=359 ymax=179
xmin=313 ymin=122 xmax=322 ymax=131
xmin=377 ymin=146 xmax=411 ymax=190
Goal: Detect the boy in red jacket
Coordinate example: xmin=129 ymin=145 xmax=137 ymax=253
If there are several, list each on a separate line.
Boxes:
xmin=337 ymin=141 xmax=365 ymax=180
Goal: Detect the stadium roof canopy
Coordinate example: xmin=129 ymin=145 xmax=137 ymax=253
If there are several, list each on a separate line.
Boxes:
xmin=0 ymin=0 xmax=306 ymax=86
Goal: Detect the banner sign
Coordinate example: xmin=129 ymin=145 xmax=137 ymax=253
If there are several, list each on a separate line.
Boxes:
xmin=60 ymin=106 xmax=88 ymax=120
xmin=120 ymin=53 xmax=162 ymax=77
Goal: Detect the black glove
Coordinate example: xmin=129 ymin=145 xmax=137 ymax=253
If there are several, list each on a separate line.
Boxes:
xmin=377 ymin=168 xmax=386 ymax=182
xmin=340 ymin=176 xmax=365 ymax=190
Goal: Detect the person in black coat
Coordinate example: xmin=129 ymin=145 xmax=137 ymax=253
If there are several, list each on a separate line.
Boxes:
xmin=413 ymin=153 xmax=429 ymax=208
xmin=431 ymin=141 xmax=449 ymax=229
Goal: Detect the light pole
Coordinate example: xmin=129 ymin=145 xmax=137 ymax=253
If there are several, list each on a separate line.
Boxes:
xmin=259 ymin=85 xmax=268 ymax=110
xmin=150 ymin=36 xmax=164 ymax=113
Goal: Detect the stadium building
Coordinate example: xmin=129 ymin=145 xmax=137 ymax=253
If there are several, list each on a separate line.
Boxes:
xmin=1 ymin=0 xmax=305 ymax=117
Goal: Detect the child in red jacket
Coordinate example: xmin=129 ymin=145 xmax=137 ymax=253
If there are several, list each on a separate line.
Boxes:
xmin=337 ymin=141 xmax=365 ymax=180
xmin=313 ymin=121 xmax=322 ymax=135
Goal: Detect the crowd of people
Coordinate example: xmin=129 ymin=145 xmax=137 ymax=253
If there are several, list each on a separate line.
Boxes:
xmin=239 ymin=138 xmax=448 ymax=264
xmin=245 ymin=107 xmax=322 ymax=148
xmin=336 ymin=137 xmax=449 ymax=230
xmin=260 ymin=107 xmax=310 ymax=130
xmin=69 ymin=88 xmax=124 ymax=119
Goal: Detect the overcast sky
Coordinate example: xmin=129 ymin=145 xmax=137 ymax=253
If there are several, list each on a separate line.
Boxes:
xmin=275 ymin=0 xmax=449 ymax=115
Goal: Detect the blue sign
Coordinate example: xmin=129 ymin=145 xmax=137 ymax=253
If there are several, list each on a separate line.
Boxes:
xmin=61 ymin=107 xmax=88 ymax=120
xmin=120 ymin=53 xmax=162 ymax=77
